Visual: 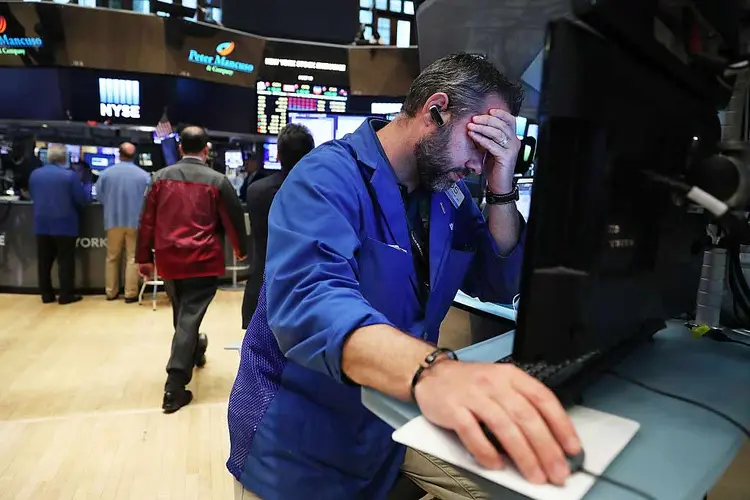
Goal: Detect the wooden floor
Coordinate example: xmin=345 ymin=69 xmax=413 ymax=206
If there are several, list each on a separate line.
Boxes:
xmin=0 ymin=293 xmax=747 ymax=499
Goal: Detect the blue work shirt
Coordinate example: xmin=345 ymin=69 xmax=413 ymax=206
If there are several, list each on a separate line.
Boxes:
xmin=96 ymin=162 xmax=151 ymax=230
xmin=29 ymin=164 xmax=91 ymax=236
xmin=227 ymin=119 xmax=525 ymax=499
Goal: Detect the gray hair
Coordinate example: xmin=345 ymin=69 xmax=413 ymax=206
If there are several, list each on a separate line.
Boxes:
xmin=402 ymin=53 xmax=524 ymax=118
xmin=47 ymin=144 xmax=68 ymax=166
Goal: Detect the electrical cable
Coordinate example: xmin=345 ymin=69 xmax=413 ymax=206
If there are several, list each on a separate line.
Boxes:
xmin=578 ymin=468 xmax=659 ymax=500
xmin=605 ymin=371 xmax=750 ymax=440
xmin=704 ymin=328 xmax=750 ymax=349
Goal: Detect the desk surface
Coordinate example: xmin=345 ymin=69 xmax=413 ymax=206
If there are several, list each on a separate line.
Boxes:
xmin=362 ymin=325 xmax=750 ymax=499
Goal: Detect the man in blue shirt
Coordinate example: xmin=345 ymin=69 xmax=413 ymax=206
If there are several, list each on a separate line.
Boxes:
xmin=96 ymin=143 xmax=151 ymax=302
xmin=29 ymin=144 xmax=91 ymax=305
xmin=227 ymin=54 xmax=581 ymax=499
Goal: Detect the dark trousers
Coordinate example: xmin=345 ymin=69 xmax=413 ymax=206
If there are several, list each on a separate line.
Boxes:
xmin=36 ymin=235 xmax=76 ymax=301
xmin=164 ymin=276 xmax=218 ymax=392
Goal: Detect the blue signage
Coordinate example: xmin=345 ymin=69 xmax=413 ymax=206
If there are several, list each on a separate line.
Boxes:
xmin=0 ymin=16 xmax=43 ymax=56
xmin=187 ymin=41 xmax=255 ymax=77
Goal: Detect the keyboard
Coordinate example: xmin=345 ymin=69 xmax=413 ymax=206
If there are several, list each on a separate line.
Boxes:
xmin=495 ymin=351 xmax=600 ymax=389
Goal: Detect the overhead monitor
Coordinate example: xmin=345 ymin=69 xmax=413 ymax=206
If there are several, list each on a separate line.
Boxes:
xmin=263 ymin=142 xmax=281 ymax=171
xmin=256 ymin=80 xmax=348 ymax=135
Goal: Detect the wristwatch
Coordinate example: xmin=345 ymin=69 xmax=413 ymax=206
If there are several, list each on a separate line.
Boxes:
xmin=485 ymin=185 xmax=519 ymax=205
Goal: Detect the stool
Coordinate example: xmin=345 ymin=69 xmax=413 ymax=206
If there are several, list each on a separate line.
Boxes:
xmin=220 ymin=213 xmax=251 ymax=292
xmin=219 ymin=253 xmax=249 ymax=291
xmin=138 ymin=259 xmax=164 ymax=311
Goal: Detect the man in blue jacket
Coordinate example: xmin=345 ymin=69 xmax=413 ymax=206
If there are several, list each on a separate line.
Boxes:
xmin=227 ymin=53 xmax=581 ymax=499
xmin=29 ymin=144 xmax=91 ymax=304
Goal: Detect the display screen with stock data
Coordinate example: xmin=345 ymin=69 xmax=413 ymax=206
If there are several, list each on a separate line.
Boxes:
xmin=256 ymin=80 xmax=348 ymax=135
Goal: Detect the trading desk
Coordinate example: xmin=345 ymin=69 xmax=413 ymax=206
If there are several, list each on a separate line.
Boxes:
xmin=0 ymin=200 xmax=247 ymax=294
xmin=362 ymin=324 xmax=750 ymax=499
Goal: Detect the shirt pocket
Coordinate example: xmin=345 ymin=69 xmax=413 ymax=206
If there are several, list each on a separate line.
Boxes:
xmin=357 ymin=237 xmax=417 ymax=327
xmin=428 ymin=248 xmax=477 ymax=326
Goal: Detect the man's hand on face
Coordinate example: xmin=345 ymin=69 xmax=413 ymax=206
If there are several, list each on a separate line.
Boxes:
xmin=466 ymin=108 xmax=521 ymax=193
xmin=413 ymin=360 xmax=582 ymax=486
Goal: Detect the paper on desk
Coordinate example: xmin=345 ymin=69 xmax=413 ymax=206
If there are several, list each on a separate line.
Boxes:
xmin=392 ymin=406 xmax=640 ymax=500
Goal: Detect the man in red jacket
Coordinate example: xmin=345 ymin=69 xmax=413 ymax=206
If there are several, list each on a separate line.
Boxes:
xmin=136 ymin=125 xmax=247 ymax=413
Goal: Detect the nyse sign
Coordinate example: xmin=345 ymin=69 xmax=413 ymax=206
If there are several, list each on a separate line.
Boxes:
xmin=100 ymin=103 xmax=140 ymax=119
xmin=99 ymin=78 xmax=141 ymax=120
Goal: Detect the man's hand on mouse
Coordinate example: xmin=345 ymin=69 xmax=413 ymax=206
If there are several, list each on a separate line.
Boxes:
xmin=466 ymin=108 xmax=521 ymax=194
xmin=413 ymin=360 xmax=582 ymax=486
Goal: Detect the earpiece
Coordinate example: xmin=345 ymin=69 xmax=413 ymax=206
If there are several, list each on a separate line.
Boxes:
xmin=429 ymin=105 xmax=445 ymax=127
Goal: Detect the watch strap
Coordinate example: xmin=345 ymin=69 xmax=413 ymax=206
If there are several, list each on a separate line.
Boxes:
xmin=486 ymin=185 xmax=519 ymax=205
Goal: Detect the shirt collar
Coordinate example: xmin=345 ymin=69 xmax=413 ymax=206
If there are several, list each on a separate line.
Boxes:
xmin=181 ymin=155 xmax=205 ymax=163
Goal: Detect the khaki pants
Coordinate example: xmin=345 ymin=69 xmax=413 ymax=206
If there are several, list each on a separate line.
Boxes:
xmin=105 ymin=227 xmax=139 ymax=299
xmin=233 ymin=448 xmax=489 ymax=500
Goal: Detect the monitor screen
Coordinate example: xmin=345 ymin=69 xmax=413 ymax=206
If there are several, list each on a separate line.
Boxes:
xmin=84 ymin=153 xmax=116 ymax=170
xmin=335 ymin=115 xmax=368 ymax=139
xmin=288 ymin=113 xmax=369 ymax=146
xmin=288 ymin=113 xmax=335 ymax=146
xmin=257 ymin=80 xmax=348 ymax=135
xmin=516 ymin=116 xmax=528 ymax=139
xmin=516 ymin=178 xmax=533 ymax=222
xmin=527 ymin=123 xmax=539 ymax=141
xmin=263 ymin=142 xmax=281 ymax=170
xmin=224 ymin=150 xmax=244 ymax=170
xmin=371 ymin=102 xmax=403 ymax=115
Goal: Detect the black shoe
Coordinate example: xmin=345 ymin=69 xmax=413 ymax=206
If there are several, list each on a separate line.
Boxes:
xmin=124 ymin=297 xmax=138 ymax=304
xmin=42 ymin=295 xmax=56 ymax=304
xmin=194 ymin=333 xmax=208 ymax=368
xmin=106 ymin=295 xmax=119 ymax=301
xmin=58 ymin=295 xmax=82 ymax=305
xmin=162 ymin=389 xmax=193 ymax=414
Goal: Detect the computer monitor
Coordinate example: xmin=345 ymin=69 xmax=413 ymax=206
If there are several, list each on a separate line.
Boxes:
xmin=83 ymin=153 xmax=115 ymax=170
xmin=515 ymin=116 xmax=528 ymax=139
xmin=288 ymin=113 xmax=336 ymax=146
xmin=514 ymin=16 xmax=719 ymax=365
xmin=516 ymin=178 xmax=532 ymax=222
xmin=263 ymin=142 xmax=282 ymax=171
xmin=224 ymin=150 xmax=244 ymax=170
xmin=288 ymin=113 xmax=372 ymax=146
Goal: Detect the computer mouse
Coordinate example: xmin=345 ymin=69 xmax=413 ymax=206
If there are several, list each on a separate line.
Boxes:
xmin=481 ymin=423 xmax=586 ymax=474
xmin=565 ymin=449 xmax=586 ymax=473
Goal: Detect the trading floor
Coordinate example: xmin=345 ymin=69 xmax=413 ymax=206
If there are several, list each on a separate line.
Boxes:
xmin=0 ymin=292 xmax=748 ymax=499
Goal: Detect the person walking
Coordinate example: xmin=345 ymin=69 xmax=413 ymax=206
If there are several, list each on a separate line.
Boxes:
xmin=136 ymin=126 xmax=247 ymax=413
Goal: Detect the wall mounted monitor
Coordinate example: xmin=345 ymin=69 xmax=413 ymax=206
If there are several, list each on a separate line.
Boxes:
xmin=256 ymin=80 xmax=348 ymax=135
xmin=259 ymin=40 xmax=349 ymax=88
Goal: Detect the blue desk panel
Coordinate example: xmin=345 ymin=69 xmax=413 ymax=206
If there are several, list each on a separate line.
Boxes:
xmin=362 ymin=325 xmax=750 ymax=499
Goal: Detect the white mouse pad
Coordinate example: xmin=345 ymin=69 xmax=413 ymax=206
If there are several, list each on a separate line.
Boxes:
xmin=392 ymin=406 xmax=640 ymax=500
